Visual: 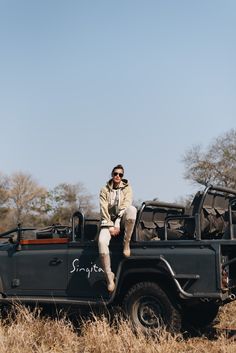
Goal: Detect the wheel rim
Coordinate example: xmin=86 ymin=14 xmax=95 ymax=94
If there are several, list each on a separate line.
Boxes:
xmin=135 ymin=296 xmax=164 ymax=328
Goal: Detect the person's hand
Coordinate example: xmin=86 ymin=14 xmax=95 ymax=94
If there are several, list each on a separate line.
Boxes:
xmin=109 ymin=227 xmax=120 ymax=237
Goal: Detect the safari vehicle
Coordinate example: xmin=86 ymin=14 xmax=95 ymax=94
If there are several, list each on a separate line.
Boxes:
xmin=1 ymin=184 xmax=236 ymax=333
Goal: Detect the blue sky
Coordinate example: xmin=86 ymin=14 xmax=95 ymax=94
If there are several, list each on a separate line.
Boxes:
xmin=0 ymin=0 xmax=235 ymax=208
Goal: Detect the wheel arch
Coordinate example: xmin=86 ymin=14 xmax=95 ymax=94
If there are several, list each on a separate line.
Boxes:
xmin=114 ymin=265 xmax=181 ymax=308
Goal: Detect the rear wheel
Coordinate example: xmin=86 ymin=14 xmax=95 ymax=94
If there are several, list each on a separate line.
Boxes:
xmin=122 ymin=282 xmax=181 ymax=334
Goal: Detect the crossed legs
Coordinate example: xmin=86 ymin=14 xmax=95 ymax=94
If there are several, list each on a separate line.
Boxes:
xmin=98 ymin=206 xmax=137 ymax=292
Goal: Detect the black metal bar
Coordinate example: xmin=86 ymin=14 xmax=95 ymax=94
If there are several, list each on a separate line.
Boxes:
xmin=71 ymin=211 xmax=85 ymax=242
xmin=164 ymin=215 xmax=193 ymax=241
xmin=0 ymin=228 xmax=18 ymax=238
xmin=209 ymin=185 xmax=236 ymax=195
xmin=0 ymin=227 xmax=36 ymax=238
xmin=222 ymin=257 xmax=236 ymax=268
xmin=143 ymin=201 xmax=185 ymax=209
xmin=195 ymin=185 xmax=213 ymax=240
xmin=134 ymin=202 xmax=146 ymax=242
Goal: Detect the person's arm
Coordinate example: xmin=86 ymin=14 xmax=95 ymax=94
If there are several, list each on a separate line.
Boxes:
xmin=100 ymin=188 xmax=114 ymax=227
xmin=118 ymin=185 xmax=133 ymax=217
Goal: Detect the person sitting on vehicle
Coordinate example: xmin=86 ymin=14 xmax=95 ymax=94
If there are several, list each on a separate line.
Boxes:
xmin=98 ymin=164 xmax=137 ymax=292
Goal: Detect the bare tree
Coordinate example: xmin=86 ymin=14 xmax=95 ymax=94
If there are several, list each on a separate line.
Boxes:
xmin=183 ymin=129 xmax=236 ymax=188
xmin=0 ymin=173 xmax=9 ymax=206
xmin=48 ymin=182 xmax=96 ymax=224
xmin=0 ymin=173 xmax=10 ymax=232
xmin=8 ymin=172 xmax=47 ymax=225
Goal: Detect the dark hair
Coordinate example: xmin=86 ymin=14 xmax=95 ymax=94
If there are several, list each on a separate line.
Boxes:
xmin=111 ymin=164 xmax=124 ymax=176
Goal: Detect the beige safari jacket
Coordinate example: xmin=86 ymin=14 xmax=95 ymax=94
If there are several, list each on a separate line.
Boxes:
xmin=99 ymin=179 xmax=133 ymax=227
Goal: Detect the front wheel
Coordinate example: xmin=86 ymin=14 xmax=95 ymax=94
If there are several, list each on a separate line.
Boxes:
xmin=122 ymin=282 xmax=181 ymax=334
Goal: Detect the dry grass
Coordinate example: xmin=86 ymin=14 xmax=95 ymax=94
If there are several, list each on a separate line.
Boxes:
xmin=0 ymin=302 xmax=236 ymax=353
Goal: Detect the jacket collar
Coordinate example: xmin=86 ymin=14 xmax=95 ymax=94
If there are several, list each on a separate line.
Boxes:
xmin=107 ymin=179 xmax=128 ymax=190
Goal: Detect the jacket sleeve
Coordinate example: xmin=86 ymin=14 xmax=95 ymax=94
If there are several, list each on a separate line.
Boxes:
xmin=99 ymin=188 xmax=114 ymax=227
xmin=118 ymin=184 xmax=133 ymax=217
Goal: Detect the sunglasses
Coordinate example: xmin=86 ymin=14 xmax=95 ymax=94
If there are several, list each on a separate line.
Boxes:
xmin=113 ymin=172 xmax=123 ymax=178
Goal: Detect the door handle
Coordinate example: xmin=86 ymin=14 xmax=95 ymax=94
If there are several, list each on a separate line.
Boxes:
xmin=50 ymin=257 xmax=63 ymax=265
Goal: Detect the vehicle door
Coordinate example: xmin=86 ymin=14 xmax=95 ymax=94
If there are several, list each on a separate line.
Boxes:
xmin=10 ymin=237 xmax=68 ymax=297
xmin=67 ymin=238 xmax=107 ymax=299
xmin=68 ymin=238 xmax=125 ymax=300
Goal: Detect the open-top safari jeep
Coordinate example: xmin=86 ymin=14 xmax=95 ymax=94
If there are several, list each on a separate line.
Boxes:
xmin=1 ymin=184 xmax=236 ymax=333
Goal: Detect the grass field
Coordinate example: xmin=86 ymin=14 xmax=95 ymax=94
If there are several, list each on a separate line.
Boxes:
xmin=0 ymin=301 xmax=236 ymax=353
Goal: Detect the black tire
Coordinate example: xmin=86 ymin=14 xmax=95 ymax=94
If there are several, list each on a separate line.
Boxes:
xmin=122 ymin=281 xmax=181 ymax=334
xmin=182 ymin=301 xmax=219 ymax=331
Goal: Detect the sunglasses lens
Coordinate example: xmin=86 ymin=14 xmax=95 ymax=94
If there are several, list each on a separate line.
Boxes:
xmin=113 ymin=172 xmax=123 ymax=177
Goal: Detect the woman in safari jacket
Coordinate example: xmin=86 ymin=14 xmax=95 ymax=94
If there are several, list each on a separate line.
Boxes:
xmin=98 ymin=164 xmax=137 ymax=292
